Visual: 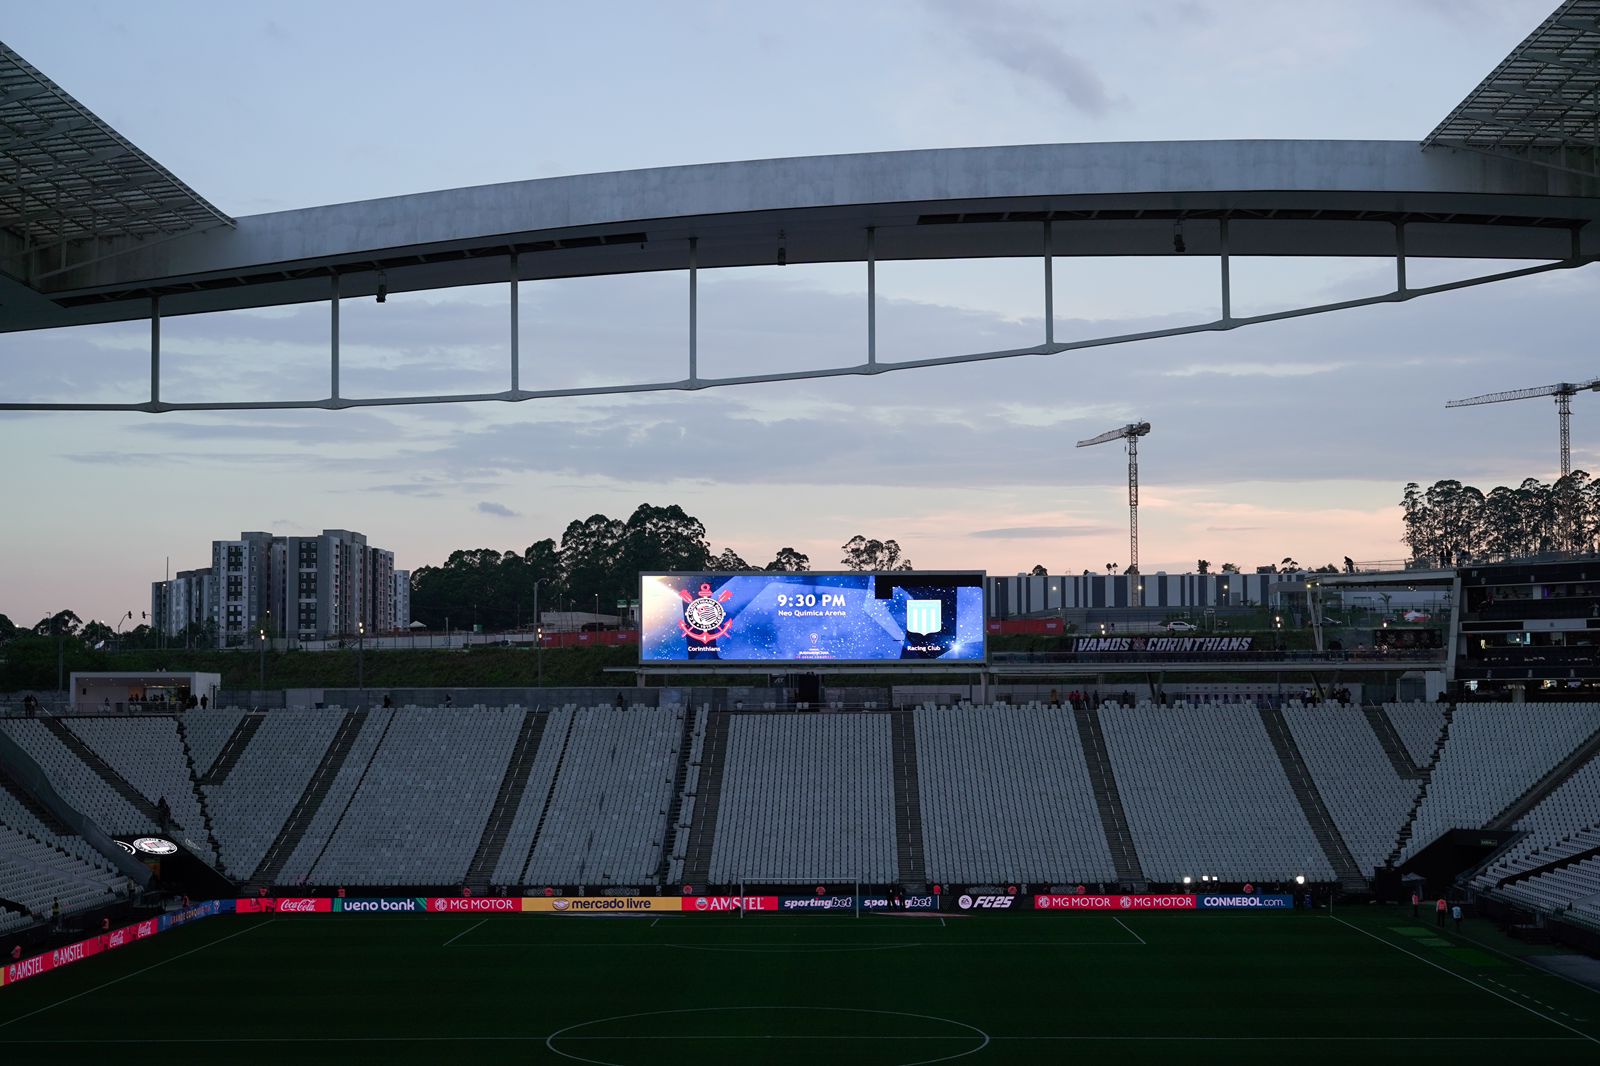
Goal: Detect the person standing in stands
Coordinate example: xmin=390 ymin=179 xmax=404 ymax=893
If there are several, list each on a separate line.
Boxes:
xmin=51 ymin=897 xmax=61 ymax=931
xmin=1436 ymin=897 xmax=1447 ymax=927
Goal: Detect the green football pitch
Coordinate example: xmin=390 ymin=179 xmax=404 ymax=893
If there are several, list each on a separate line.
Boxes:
xmin=1 ymin=907 xmax=1597 ymax=1064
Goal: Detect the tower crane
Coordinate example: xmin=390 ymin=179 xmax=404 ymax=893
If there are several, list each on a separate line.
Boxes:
xmin=1445 ymin=378 xmax=1599 ymax=478
xmin=1077 ymin=421 xmax=1151 ymax=607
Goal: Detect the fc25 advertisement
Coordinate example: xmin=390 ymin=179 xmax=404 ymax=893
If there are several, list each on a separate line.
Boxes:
xmin=640 ymin=572 xmax=986 ymax=664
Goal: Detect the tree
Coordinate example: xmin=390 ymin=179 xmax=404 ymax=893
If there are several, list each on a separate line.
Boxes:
xmin=0 ymin=614 xmax=15 ymax=643
xmin=620 ymin=504 xmax=712 ymax=576
xmin=1029 ymin=564 xmax=1049 ymax=577
xmin=1343 ymin=556 xmax=1355 ymax=574
xmin=764 ymin=547 xmax=811 ymax=572
xmin=1220 ymin=562 xmax=1239 ymax=574
xmin=559 ymin=513 xmax=629 ymax=610
xmin=1280 ymin=557 xmax=1300 ymax=572
xmin=709 ymin=547 xmax=749 ymax=571
xmin=79 ymin=620 xmax=115 ymax=648
xmin=1196 ymin=559 xmax=1210 ymax=575
xmin=1314 ymin=563 xmax=1339 ymax=574
xmin=840 ymin=536 xmax=912 ymax=571
xmin=33 ymin=610 xmax=80 ymax=637
xmin=1105 ymin=562 xmax=1119 ymax=575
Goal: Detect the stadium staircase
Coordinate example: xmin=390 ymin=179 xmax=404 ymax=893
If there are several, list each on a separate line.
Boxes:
xmin=518 ymin=707 xmax=579 ymax=885
xmin=889 ymin=711 xmax=927 ymax=884
xmin=682 ymin=711 xmax=731 ymax=888
xmin=198 ymin=714 xmax=264 ymax=785
xmin=1386 ymin=705 xmax=1455 ymax=867
xmin=1072 ymin=705 xmax=1145 ymax=884
xmin=1362 ymin=707 xmax=1426 ymax=779
xmin=1487 ymin=725 xmax=1600 ymax=832
xmin=39 ymin=719 xmax=171 ymax=830
xmin=653 ymin=707 xmax=700 ymax=887
xmin=1257 ymin=706 xmax=1365 ymax=891
xmin=249 ymin=710 xmax=367 ymax=886
xmin=0 ymin=761 xmax=73 ymax=837
xmin=464 ymin=709 xmax=547 ymax=892
xmin=295 ymin=709 xmax=398 ymax=884
xmin=173 ymin=717 xmax=224 ymax=861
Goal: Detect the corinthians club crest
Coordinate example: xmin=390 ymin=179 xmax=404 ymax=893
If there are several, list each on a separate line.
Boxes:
xmin=679 ymin=582 xmax=734 ymax=644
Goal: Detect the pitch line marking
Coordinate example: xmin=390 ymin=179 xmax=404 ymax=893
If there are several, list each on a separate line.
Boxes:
xmin=0 ymin=1035 xmax=1584 ymax=1045
xmin=448 ymin=939 xmax=1139 ymax=949
xmin=1331 ymin=915 xmax=1599 ymax=1046
xmin=0 ymin=918 xmax=276 ymax=1031
xmin=441 ymin=917 xmax=487 ymax=947
xmin=1113 ymin=916 xmax=1146 ymax=945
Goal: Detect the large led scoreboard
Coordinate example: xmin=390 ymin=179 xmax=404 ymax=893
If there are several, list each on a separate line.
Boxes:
xmin=640 ymin=572 xmax=986 ymax=665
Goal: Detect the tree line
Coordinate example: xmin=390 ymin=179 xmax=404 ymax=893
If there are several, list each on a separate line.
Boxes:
xmin=407 ymin=503 xmax=913 ymax=631
xmin=1400 ymin=472 xmax=1599 ymax=566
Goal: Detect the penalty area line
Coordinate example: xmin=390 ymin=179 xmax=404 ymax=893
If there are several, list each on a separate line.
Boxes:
xmin=1331 ymin=915 xmax=1599 ymax=1046
xmin=1113 ymin=916 xmax=1145 ymax=945
xmin=442 ymin=917 xmax=488 ymax=947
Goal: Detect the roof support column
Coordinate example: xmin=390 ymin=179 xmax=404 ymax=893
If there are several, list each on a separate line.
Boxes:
xmin=688 ymin=237 xmax=698 ymax=384
xmin=867 ymin=226 xmax=877 ymax=368
xmin=1043 ymin=220 xmax=1055 ymax=344
xmin=149 ymin=295 xmax=160 ymax=406
xmin=509 ymin=252 xmax=520 ymax=393
xmin=330 ymin=272 xmax=341 ymax=402
xmin=1394 ymin=222 xmax=1407 ymax=294
xmin=1219 ymin=218 xmax=1232 ymax=322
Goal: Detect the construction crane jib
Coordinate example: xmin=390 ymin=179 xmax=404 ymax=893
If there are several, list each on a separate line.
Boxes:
xmin=1445 ymin=378 xmax=1600 ymax=478
xmin=1077 ymin=421 xmax=1152 ymax=607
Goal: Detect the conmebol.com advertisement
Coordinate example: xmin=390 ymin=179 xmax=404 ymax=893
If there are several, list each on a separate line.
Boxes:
xmin=1197 ymin=894 xmax=1295 ymax=909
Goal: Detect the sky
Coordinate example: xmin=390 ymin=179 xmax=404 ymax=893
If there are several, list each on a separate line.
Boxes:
xmin=2 ymin=0 xmax=1594 ymax=628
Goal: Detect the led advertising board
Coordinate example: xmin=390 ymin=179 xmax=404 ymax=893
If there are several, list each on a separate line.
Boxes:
xmin=640 ymin=572 xmax=985 ymax=665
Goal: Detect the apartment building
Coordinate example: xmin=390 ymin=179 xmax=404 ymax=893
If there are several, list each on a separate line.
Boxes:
xmin=156 ymin=529 xmax=399 ymax=646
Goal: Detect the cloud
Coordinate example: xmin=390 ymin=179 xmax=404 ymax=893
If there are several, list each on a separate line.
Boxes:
xmin=923 ymin=0 xmax=1118 ymax=117
xmin=1163 ymin=362 xmax=1346 ymax=378
xmin=476 ymin=501 xmax=520 ymax=518
xmin=970 ymin=524 xmax=1119 ymax=538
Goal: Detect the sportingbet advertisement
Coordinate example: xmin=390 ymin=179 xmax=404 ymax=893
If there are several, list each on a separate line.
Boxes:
xmin=640 ymin=572 xmax=986 ymax=664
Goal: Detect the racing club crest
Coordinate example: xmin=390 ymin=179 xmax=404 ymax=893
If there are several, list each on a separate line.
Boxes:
xmin=679 ymin=582 xmax=734 ymax=644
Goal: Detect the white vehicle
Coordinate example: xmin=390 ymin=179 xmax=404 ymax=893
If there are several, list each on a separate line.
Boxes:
xmin=1164 ymin=620 xmax=1199 ymax=632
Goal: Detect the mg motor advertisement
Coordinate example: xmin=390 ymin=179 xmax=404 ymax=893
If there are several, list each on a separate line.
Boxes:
xmin=640 ymin=572 xmax=986 ymax=664
xmin=1034 ymin=894 xmax=1197 ymax=911
xmin=1033 ymin=894 xmax=1292 ymax=910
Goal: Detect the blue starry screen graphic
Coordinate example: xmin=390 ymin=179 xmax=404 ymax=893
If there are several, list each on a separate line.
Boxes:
xmin=640 ymin=572 xmax=986 ymax=663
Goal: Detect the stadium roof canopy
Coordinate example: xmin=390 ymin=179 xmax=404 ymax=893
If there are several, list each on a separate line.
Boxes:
xmin=1 ymin=5 xmax=1598 ymax=410
xmin=1425 ymin=0 xmax=1600 ymax=174
xmin=0 ymin=44 xmax=232 ymax=271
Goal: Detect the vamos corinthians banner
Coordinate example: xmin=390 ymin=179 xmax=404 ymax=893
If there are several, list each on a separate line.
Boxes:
xmin=1073 ymin=636 xmax=1254 ymax=653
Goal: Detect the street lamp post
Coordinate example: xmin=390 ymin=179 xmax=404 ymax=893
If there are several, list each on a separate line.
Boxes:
xmin=258 ymin=628 xmax=266 ymax=689
xmin=358 ymin=621 xmax=366 ymax=702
